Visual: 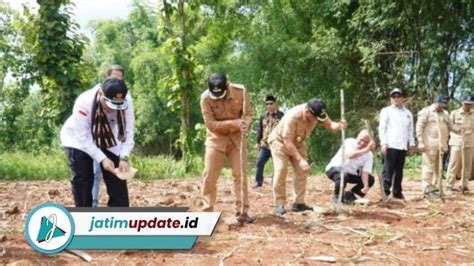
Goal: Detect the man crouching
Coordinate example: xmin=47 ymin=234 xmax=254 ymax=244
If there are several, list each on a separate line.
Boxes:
xmin=325 ymin=130 xmax=376 ymax=203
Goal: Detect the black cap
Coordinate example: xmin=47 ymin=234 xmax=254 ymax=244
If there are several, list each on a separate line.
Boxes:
xmin=434 ymin=94 xmax=449 ymax=109
xmin=265 ymin=95 xmax=276 ymax=103
xmin=101 ymin=77 xmax=128 ymax=110
xmin=208 ymin=73 xmax=227 ymax=99
xmin=390 ymin=88 xmax=403 ymax=97
xmin=462 ymin=94 xmax=474 ymax=104
xmin=307 ymin=98 xmax=328 ymax=121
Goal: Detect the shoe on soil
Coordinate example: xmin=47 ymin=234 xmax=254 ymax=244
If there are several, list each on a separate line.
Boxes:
xmin=392 ymin=193 xmax=405 ymax=200
xmin=424 ymin=190 xmax=440 ymax=198
xmin=291 ymin=203 xmax=314 ymax=212
xmin=445 ymin=187 xmax=453 ymax=195
xmin=237 ymin=213 xmax=255 ymax=224
xmin=274 ymin=205 xmax=286 ymax=215
xmin=343 ymin=191 xmax=357 ymax=203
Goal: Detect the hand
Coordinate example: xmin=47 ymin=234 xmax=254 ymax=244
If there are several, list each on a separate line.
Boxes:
xmin=339 ymin=119 xmax=347 ymax=130
xmin=361 ymin=186 xmax=370 ymax=194
xmin=234 ymin=119 xmax=247 ymax=133
xmin=119 ymin=160 xmax=130 ymax=172
xmin=298 ymin=158 xmax=310 ymax=172
xmin=101 ymin=158 xmax=115 ymax=172
xmin=418 ymin=143 xmax=426 ymax=153
xmin=408 ymin=146 xmax=416 ymax=156
xmin=381 ymin=144 xmax=388 ymax=156
xmin=367 ymin=140 xmax=376 ymax=151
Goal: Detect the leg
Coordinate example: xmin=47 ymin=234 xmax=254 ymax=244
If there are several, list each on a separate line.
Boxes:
xmin=92 ymin=161 xmax=102 ymax=207
xmin=348 ymin=173 xmax=374 ymax=197
xmin=421 ymin=150 xmax=437 ymax=193
xmin=64 ymin=148 xmax=94 ymax=207
xmin=254 ymin=147 xmax=272 ymax=186
xmin=393 ymin=149 xmax=407 ymax=197
xmin=289 ymin=155 xmax=309 ymax=205
xmin=271 ymin=146 xmax=289 ymax=207
xmin=228 ymin=142 xmax=249 ymax=214
xmin=446 ymin=146 xmax=462 ymax=189
xmin=101 ymin=150 xmax=129 ymax=207
xmin=326 ymin=167 xmax=343 ymax=197
xmin=461 ymin=147 xmax=474 ymax=188
xmin=383 ymin=148 xmax=397 ymax=195
xmin=201 ymin=147 xmax=225 ymax=212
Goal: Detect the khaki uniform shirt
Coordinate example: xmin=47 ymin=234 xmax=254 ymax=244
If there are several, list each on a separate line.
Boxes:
xmin=416 ymin=105 xmax=455 ymax=152
xmin=200 ymin=84 xmax=252 ymax=152
xmin=268 ymin=104 xmax=319 ymax=156
xmin=449 ymin=107 xmax=474 ymax=148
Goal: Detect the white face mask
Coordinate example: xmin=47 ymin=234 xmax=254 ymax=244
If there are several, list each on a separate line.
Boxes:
xmin=209 ymin=89 xmax=227 ymax=100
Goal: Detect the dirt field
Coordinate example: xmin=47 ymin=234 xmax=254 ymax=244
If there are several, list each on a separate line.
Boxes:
xmin=1 ymin=175 xmax=473 ymax=265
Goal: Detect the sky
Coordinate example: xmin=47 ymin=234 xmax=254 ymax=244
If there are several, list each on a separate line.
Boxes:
xmin=5 ymin=0 xmax=147 ymax=36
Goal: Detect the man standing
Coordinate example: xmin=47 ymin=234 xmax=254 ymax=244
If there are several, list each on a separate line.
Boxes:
xmin=325 ymin=130 xmax=376 ymax=203
xmin=446 ymin=95 xmax=474 ymax=194
xmin=92 ymin=64 xmax=126 ymax=207
xmin=61 ymin=77 xmax=135 ymax=207
xmin=378 ymin=88 xmax=415 ymax=200
xmin=416 ymin=94 xmax=460 ymax=197
xmin=200 ymin=73 xmax=254 ymax=223
xmin=254 ymin=95 xmax=284 ymax=188
xmin=269 ymin=98 xmax=346 ymax=215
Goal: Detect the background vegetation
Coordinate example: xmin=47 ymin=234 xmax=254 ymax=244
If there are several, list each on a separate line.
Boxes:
xmin=0 ymin=0 xmax=472 ymax=180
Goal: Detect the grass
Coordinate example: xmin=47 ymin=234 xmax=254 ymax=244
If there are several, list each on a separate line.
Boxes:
xmin=0 ymin=150 xmax=423 ymax=181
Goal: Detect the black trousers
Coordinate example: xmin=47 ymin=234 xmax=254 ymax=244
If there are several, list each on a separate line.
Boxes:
xmin=382 ymin=148 xmax=406 ymax=196
xmin=326 ymin=167 xmax=375 ymax=197
xmin=64 ymin=148 xmax=129 ymax=207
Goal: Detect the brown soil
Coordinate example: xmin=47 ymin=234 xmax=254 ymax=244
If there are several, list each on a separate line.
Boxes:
xmin=1 ymin=176 xmax=473 ymax=265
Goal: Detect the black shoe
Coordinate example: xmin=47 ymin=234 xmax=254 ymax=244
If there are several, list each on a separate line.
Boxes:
xmin=343 ymin=191 xmax=357 ymax=203
xmin=393 ymin=193 xmax=405 ymax=200
xmin=291 ymin=203 xmax=314 ymax=212
xmin=237 ymin=213 xmax=255 ymax=224
xmin=274 ymin=206 xmax=286 ymax=215
xmin=253 ymin=183 xmax=262 ymax=188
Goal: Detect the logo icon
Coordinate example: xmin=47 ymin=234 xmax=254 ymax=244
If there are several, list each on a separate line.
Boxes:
xmin=25 ymin=203 xmax=75 ymax=254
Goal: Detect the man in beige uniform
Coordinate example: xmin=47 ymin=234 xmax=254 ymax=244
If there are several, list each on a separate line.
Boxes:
xmin=446 ymin=95 xmax=474 ymax=194
xmin=200 ymin=73 xmax=254 ymax=223
xmin=416 ymin=95 xmax=460 ymax=197
xmin=268 ymin=98 xmax=346 ymax=215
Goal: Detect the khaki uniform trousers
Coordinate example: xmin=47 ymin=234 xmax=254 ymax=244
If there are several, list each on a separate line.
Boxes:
xmin=447 ymin=146 xmax=474 ymax=188
xmin=270 ymin=142 xmax=309 ymax=206
xmin=421 ymin=149 xmax=442 ymax=193
xmin=201 ymin=141 xmax=249 ymax=214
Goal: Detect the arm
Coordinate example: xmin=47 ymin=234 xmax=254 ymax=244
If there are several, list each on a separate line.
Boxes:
xmin=448 ymin=112 xmax=461 ymax=134
xmin=256 ymin=115 xmax=264 ymax=144
xmin=321 ymin=118 xmax=343 ymax=132
xmin=120 ymin=95 xmax=135 ymax=158
xmin=200 ymin=95 xmax=240 ymax=134
xmin=361 ymin=152 xmax=373 ymax=193
xmin=361 ymin=171 xmax=370 ymax=193
xmin=416 ymin=109 xmax=427 ymax=150
xmin=408 ymin=111 xmax=415 ymax=147
xmin=378 ymin=108 xmax=388 ymax=146
xmin=243 ymin=89 xmax=253 ymax=131
xmin=347 ymin=142 xmax=375 ymax=160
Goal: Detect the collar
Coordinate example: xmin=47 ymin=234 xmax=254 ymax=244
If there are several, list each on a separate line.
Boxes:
xmin=390 ymin=104 xmax=405 ymax=110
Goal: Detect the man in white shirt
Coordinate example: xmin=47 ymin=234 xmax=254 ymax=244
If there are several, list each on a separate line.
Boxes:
xmin=378 ymin=88 xmax=415 ymax=199
xmin=325 ymin=130 xmax=376 ymax=203
xmin=61 ymin=77 xmax=135 ymax=207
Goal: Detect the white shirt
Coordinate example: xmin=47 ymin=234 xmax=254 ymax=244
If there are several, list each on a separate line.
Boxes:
xmin=378 ymin=104 xmax=415 ymax=150
xmin=60 ymin=85 xmax=135 ymax=163
xmin=325 ymin=138 xmax=373 ymax=175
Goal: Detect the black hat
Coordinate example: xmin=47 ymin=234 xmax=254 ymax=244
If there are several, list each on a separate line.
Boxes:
xmin=208 ymin=73 xmax=227 ymax=100
xmin=307 ymin=98 xmax=328 ymax=121
xmin=462 ymin=94 xmax=474 ymax=104
xmin=434 ymin=94 xmax=449 ymax=109
xmin=265 ymin=95 xmax=276 ymax=103
xmin=101 ymin=77 xmax=128 ymax=110
xmin=390 ymin=88 xmax=403 ymax=97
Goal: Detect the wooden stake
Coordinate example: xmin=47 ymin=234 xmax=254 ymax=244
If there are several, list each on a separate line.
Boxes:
xmin=338 ymin=89 xmax=346 ymax=204
xmin=364 ymin=120 xmax=388 ymax=205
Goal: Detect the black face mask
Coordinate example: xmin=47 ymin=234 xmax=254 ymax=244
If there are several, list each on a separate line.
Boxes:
xmin=208 ymin=73 xmax=227 ymax=99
